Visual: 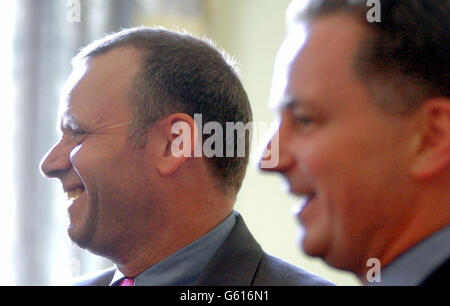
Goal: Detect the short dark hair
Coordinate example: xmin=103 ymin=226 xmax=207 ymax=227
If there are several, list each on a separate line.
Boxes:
xmin=292 ymin=0 xmax=449 ymax=114
xmin=73 ymin=27 xmax=253 ymax=195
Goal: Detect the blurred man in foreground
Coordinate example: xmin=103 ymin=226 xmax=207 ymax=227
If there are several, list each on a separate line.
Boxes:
xmin=260 ymin=0 xmax=449 ymax=285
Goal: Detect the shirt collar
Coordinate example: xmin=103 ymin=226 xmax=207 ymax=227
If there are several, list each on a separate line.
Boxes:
xmin=369 ymin=225 xmax=450 ymax=286
xmin=110 ymin=211 xmax=237 ymax=286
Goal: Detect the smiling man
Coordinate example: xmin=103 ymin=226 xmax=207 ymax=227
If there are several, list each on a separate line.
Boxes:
xmin=40 ymin=27 xmax=332 ymax=286
xmin=260 ymin=0 xmax=449 ymax=285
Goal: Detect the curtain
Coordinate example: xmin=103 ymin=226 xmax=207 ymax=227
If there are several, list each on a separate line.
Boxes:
xmin=10 ymin=0 xmax=138 ymax=286
xmin=3 ymin=0 xmax=205 ymax=286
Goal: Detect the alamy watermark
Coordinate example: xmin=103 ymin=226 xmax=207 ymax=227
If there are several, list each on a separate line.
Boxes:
xmin=66 ymin=1 xmax=380 ymax=24
xmin=170 ymin=114 xmax=279 ymax=169
xmin=69 ymin=257 xmax=81 ymax=277
xmin=366 ymin=0 xmax=381 ymax=23
xmin=366 ymin=258 xmax=381 ymax=283
xmin=67 ymin=0 xmax=81 ymax=23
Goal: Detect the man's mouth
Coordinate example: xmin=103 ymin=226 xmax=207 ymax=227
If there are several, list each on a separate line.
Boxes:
xmin=300 ymin=192 xmax=315 ymax=206
xmin=66 ymin=187 xmax=85 ymax=201
xmin=292 ymin=192 xmax=316 ymax=215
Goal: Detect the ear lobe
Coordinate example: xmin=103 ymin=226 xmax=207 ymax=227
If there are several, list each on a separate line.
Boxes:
xmin=157 ymin=113 xmax=198 ymax=176
xmin=411 ymin=99 xmax=450 ymax=179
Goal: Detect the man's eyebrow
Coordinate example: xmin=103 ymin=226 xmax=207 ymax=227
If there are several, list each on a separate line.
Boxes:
xmin=59 ymin=112 xmax=81 ymax=132
xmin=276 ymin=96 xmax=304 ymax=111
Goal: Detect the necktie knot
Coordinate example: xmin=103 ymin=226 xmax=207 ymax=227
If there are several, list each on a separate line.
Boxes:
xmin=119 ymin=277 xmax=135 ymax=286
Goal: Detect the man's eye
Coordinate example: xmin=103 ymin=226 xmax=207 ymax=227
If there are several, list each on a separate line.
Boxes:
xmin=293 ymin=116 xmax=314 ymax=127
xmin=71 ymin=129 xmax=87 ymax=137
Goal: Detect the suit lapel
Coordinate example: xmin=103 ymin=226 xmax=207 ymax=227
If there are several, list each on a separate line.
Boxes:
xmin=192 ymin=214 xmax=263 ymax=286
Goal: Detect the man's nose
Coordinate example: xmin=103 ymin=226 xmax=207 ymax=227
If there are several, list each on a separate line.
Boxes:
xmin=258 ymin=133 xmax=279 ymax=171
xmin=40 ymin=141 xmax=72 ymax=179
xmin=258 ymin=123 xmax=293 ymax=173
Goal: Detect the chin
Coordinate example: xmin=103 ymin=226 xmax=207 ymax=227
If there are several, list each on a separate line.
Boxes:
xmin=67 ymin=212 xmax=98 ymax=250
xmin=302 ymin=240 xmax=326 ymax=259
xmin=306 ymin=237 xmax=361 ymax=274
xmin=298 ymin=221 xmax=327 ymax=253
xmin=68 ymin=225 xmax=93 ymax=249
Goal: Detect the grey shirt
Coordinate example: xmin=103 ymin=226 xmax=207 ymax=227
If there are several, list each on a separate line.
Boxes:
xmin=369 ymin=225 xmax=450 ymax=286
xmin=110 ymin=212 xmax=236 ymax=286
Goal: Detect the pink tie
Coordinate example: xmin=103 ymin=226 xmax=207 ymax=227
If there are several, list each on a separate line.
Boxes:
xmin=119 ymin=277 xmax=135 ymax=286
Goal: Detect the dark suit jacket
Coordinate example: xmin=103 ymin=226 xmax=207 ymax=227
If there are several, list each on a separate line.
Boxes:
xmin=73 ymin=214 xmax=333 ymax=286
xmin=421 ymin=257 xmax=450 ymax=285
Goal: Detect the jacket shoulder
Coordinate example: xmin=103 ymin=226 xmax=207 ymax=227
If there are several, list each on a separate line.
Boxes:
xmin=253 ymin=253 xmax=335 ymax=286
xmin=421 ymin=257 xmax=450 ymax=285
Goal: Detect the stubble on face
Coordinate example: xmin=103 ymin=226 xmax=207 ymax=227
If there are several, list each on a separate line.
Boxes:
xmin=61 ymin=47 xmax=149 ymax=257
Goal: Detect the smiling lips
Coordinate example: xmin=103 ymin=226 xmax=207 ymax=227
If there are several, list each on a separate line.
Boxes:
xmin=67 ymin=187 xmax=85 ymax=201
xmin=292 ymin=192 xmax=316 ymax=217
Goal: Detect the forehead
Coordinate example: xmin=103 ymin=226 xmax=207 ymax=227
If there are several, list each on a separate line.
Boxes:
xmin=59 ymin=47 xmax=141 ymax=128
xmin=271 ymin=14 xmax=367 ymax=110
xmin=268 ymin=23 xmax=308 ymax=110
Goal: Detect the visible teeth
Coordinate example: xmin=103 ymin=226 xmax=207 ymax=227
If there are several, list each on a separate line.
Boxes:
xmin=67 ymin=188 xmax=84 ymax=201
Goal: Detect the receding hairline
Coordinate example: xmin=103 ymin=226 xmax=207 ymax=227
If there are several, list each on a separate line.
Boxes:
xmin=288 ymin=0 xmax=450 ymax=114
xmin=71 ymin=27 xmax=240 ymax=76
xmin=288 ymin=10 xmax=424 ymax=115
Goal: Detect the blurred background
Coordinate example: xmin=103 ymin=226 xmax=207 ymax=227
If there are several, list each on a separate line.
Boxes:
xmin=0 ymin=0 xmax=358 ymax=285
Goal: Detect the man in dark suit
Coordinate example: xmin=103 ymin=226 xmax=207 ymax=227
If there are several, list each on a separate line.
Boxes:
xmin=259 ymin=0 xmax=449 ymax=285
xmin=40 ymin=27 xmax=332 ymax=286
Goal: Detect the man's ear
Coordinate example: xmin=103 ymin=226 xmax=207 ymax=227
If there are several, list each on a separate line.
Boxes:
xmin=411 ymin=99 xmax=450 ymax=179
xmin=156 ymin=113 xmax=199 ymax=176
